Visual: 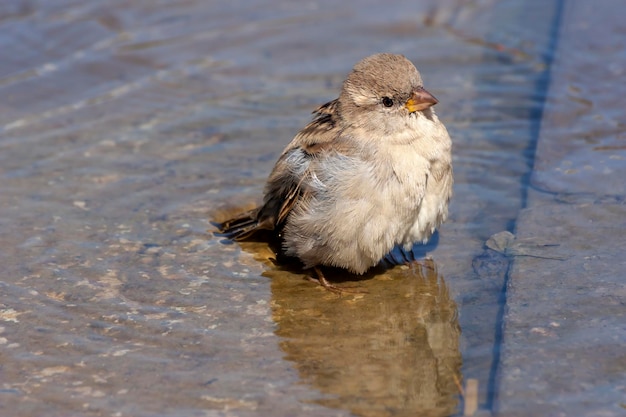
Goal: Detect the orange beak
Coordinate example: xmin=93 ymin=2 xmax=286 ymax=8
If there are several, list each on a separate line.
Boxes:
xmin=405 ymin=87 xmax=438 ymax=113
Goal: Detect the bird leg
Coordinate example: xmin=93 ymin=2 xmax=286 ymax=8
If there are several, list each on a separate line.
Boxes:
xmin=308 ymin=266 xmax=366 ymax=294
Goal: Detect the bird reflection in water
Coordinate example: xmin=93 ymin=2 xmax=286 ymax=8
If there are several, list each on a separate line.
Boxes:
xmin=238 ymin=238 xmax=462 ymax=417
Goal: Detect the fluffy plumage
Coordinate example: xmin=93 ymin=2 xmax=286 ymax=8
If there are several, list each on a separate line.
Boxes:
xmin=217 ymin=53 xmax=453 ymax=281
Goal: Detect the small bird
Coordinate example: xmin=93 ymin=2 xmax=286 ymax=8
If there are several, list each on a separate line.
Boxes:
xmin=216 ymin=53 xmax=453 ymax=291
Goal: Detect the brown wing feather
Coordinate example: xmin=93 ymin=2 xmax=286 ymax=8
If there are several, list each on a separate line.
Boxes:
xmin=215 ymin=99 xmax=343 ymax=241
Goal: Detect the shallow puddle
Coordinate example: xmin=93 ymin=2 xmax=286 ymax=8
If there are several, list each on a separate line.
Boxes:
xmin=0 ymin=1 xmax=596 ymax=416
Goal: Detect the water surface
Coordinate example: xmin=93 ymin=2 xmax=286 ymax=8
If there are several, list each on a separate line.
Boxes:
xmin=0 ymin=1 xmax=574 ymax=416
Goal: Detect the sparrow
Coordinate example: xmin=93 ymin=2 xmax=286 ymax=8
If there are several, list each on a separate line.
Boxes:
xmin=215 ymin=53 xmax=453 ymax=292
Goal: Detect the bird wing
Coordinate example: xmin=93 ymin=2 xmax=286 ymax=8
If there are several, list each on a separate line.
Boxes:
xmin=216 ymin=99 xmax=344 ymax=241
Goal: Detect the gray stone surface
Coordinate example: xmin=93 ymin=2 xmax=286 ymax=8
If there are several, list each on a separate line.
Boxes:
xmin=499 ymin=200 xmax=626 ymax=416
xmin=531 ymin=0 xmax=626 ymax=196
xmin=498 ymin=0 xmax=626 ymax=415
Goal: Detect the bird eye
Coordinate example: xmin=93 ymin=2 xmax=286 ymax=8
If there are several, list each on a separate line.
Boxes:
xmin=382 ymin=97 xmax=394 ymax=107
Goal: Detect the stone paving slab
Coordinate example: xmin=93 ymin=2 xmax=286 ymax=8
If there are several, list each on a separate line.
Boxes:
xmin=498 ymin=200 xmax=626 ymax=416
xmin=531 ymin=0 xmax=626 ymax=196
xmin=498 ymin=0 xmax=626 ymax=415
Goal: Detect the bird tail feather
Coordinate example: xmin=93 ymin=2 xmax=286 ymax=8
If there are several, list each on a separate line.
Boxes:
xmin=212 ymin=208 xmax=261 ymax=241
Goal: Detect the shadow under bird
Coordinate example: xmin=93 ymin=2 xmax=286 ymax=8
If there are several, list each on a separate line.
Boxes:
xmin=215 ymin=53 xmax=453 ymax=292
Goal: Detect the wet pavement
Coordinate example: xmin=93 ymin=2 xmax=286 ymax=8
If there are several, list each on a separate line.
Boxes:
xmin=497 ymin=1 xmax=626 ymax=416
xmin=0 ymin=1 xmax=624 ymax=416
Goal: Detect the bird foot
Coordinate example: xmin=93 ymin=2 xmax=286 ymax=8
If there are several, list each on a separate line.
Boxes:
xmin=405 ymin=257 xmax=436 ymax=272
xmin=308 ymin=267 xmax=367 ymax=294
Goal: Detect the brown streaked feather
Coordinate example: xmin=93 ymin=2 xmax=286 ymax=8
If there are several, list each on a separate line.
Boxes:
xmin=213 ymin=208 xmax=260 ymax=241
xmin=314 ymin=99 xmax=339 ymax=115
xmin=216 ymin=99 xmax=344 ymax=241
xmin=283 ymin=99 xmax=341 ymax=153
xmin=276 ymin=171 xmax=309 ymax=225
